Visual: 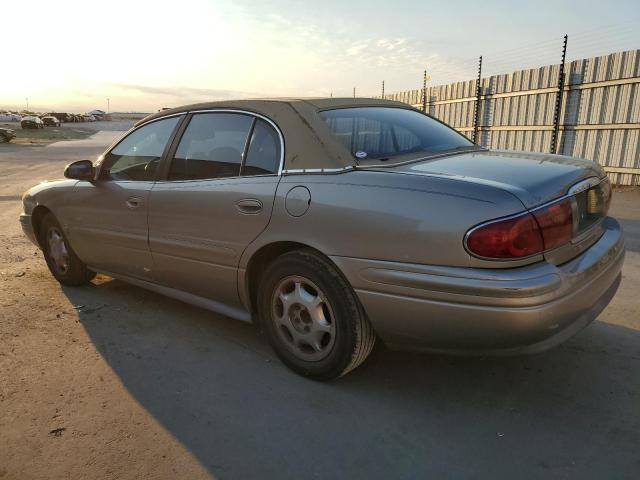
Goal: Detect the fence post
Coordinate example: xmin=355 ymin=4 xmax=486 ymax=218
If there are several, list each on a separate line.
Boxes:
xmin=472 ymin=56 xmax=483 ymax=144
xmin=551 ymin=34 xmax=568 ymax=154
xmin=422 ymin=70 xmax=427 ymax=112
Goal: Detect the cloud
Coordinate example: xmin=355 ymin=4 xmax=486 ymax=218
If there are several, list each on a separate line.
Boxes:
xmin=376 ymin=38 xmax=407 ymax=50
xmin=338 ymin=37 xmax=427 ymax=69
xmin=347 ymin=43 xmax=369 ymax=56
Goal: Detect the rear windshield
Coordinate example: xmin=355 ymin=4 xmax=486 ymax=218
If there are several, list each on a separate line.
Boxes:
xmin=320 ymin=107 xmax=474 ymax=161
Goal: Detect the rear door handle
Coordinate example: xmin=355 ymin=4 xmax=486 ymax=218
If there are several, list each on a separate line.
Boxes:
xmin=126 ymin=196 xmax=144 ymax=209
xmin=236 ymin=198 xmax=263 ymax=214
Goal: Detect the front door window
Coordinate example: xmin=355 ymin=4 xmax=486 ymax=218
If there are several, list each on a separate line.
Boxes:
xmin=101 ymin=116 xmax=181 ymax=181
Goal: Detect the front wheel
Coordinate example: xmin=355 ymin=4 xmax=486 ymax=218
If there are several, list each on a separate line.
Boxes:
xmin=40 ymin=213 xmax=95 ymax=286
xmin=258 ymin=249 xmax=376 ymax=380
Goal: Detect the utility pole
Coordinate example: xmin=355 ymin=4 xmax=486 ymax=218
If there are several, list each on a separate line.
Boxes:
xmin=551 ymin=34 xmax=568 ymax=154
xmin=353 ymin=87 xmax=356 ymax=98
xmin=381 ymin=80 xmax=385 ymax=99
xmin=107 ymin=98 xmax=110 ymax=113
xmin=472 ymin=56 xmax=483 ymax=144
xmin=25 ymin=97 xmax=29 ymax=112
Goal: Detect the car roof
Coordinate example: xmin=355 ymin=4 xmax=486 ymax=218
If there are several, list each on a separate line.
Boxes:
xmin=134 ymin=97 xmax=418 ymax=171
xmin=136 ymin=97 xmax=409 ymax=125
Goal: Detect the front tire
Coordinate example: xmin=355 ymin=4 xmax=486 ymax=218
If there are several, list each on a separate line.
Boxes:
xmin=258 ymin=249 xmax=376 ymax=380
xmin=40 ymin=213 xmax=95 ymax=286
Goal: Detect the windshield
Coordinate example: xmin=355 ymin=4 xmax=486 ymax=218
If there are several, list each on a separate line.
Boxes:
xmin=319 ymin=107 xmax=475 ymax=161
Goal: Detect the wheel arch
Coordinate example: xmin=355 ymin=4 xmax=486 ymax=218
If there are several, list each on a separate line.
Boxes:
xmin=31 ymin=205 xmax=53 ymax=248
xmin=242 ymin=241 xmax=348 ymax=319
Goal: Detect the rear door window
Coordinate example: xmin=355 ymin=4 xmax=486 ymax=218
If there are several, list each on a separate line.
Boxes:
xmin=242 ymin=119 xmax=281 ymax=176
xmin=168 ymin=113 xmax=253 ymax=181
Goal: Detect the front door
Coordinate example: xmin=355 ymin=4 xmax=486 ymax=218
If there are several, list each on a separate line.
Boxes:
xmin=67 ymin=115 xmax=182 ymax=279
xmin=148 ymin=112 xmax=283 ymax=309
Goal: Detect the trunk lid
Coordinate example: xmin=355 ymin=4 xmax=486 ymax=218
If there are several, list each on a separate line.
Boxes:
xmin=384 ymin=149 xmax=605 ymax=208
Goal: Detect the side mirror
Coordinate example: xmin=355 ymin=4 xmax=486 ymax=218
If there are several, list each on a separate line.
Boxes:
xmin=64 ymin=160 xmax=95 ymax=181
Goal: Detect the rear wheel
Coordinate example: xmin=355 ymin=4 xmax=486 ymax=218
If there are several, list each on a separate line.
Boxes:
xmin=40 ymin=213 xmax=95 ymax=286
xmin=258 ymin=249 xmax=376 ymax=380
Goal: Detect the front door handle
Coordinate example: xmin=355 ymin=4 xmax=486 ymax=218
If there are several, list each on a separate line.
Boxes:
xmin=126 ymin=196 xmax=144 ymax=209
xmin=236 ymin=198 xmax=263 ymax=214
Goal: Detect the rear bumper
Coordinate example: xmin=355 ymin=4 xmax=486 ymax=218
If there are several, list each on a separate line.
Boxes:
xmin=331 ymin=217 xmax=625 ymax=354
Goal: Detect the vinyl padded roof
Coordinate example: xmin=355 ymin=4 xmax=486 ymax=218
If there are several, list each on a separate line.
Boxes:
xmin=136 ymin=98 xmax=417 ymax=170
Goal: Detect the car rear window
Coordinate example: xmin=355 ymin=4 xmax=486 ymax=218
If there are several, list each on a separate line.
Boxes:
xmin=319 ymin=107 xmax=474 ymax=161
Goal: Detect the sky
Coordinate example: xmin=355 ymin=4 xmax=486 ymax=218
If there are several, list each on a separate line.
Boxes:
xmin=2 ymin=0 xmax=639 ymax=113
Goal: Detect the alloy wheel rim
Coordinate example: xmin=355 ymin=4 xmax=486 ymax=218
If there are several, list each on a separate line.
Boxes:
xmin=47 ymin=227 xmax=69 ymax=274
xmin=271 ymin=275 xmax=336 ymax=361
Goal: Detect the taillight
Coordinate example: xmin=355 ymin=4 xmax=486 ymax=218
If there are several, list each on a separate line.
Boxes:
xmin=532 ymin=198 xmax=574 ymax=250
xmin=466 ymin=198 xmax=575 ymax=259
xmin=465 ymin=213 xmax=543 ymax=259
xmin=599 ymin=177 xmax=612 ymax=216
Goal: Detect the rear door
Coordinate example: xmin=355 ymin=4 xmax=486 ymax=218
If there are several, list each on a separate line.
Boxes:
xmin=148 ymin=111 xmax=283 ymax=309
xmin=68 ymin=115 xmax=182 ymax=279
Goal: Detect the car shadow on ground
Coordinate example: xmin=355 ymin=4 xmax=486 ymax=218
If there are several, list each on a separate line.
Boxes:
xmin=61 ymin=277 xmax=640 ymax=479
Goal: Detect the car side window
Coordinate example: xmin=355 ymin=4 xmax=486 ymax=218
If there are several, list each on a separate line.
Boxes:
xmin=102 ymin=116 xmax=180 ymax=181
xmin=242 ymin=119 xmax=281 ymax=176
xmin=392 ymin=124 xmax=421 ymax=151
xmin=168 ymin=113 xmax=253 ymax=181
xmin=325 ymin=115 xmax=396 ymax=156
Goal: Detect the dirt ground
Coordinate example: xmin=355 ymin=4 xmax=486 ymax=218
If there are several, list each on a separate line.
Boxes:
xmin=0 ymin=133 xmax=639 ymax=480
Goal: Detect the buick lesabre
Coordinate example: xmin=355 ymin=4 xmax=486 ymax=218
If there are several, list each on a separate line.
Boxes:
xmin=20 ymin=98 xmax=625 ymax=379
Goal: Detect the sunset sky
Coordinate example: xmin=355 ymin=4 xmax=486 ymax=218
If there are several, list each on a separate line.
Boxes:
xmin=3 ymin=0 xmax=639 ymax=113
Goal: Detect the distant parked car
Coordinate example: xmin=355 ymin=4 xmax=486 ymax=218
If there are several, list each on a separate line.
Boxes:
xmin=21 ymin=116 xmax=44 ymax=129
xmin=47 ymin=112 xmax=71 ymax=123
xmin=41 ymin=116 xmax=61 ymax=127
xmin=0 ymin=112 xmax=21 ymax=122
xmin=83 ymin=114 xmax=96 ymax=122
xmin=0 ymin=127 xmax=16 ymax=142
xmin=88 ymin=110 xmax=106 ymax=120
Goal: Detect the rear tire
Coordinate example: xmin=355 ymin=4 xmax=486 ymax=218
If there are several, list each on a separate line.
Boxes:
xmin=258 ymin=249 xmax=376 ymax=380
xmin=40 ymin=213 xmax=95 ymax=286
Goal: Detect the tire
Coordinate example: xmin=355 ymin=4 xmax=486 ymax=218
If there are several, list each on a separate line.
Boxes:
xmin=40 ymin=212 xmax=95 ymax=286
xmin=258 ymin=249 xmax=376 ymax=380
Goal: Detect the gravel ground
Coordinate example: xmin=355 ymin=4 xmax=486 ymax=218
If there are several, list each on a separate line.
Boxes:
xmin=0 ymin=134 xmax=639 ymax=480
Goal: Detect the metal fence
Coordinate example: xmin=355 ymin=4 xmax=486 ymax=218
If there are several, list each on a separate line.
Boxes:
xmin=382 ymin=49 xmax=640 ymax=185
